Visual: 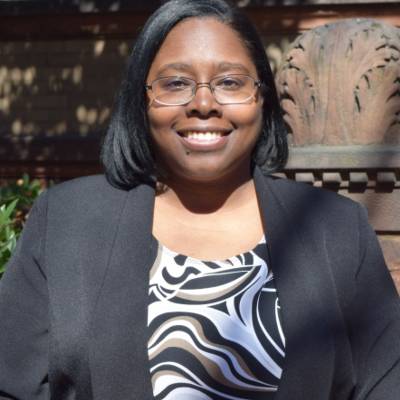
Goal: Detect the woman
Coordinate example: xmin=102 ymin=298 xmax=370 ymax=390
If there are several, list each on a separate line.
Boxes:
xmin=0 ymin=0 xmax=399 ymax=399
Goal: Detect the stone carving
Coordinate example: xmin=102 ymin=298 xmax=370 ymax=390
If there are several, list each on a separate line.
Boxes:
xmin=276 ymin=19 xmax=400 ymax=146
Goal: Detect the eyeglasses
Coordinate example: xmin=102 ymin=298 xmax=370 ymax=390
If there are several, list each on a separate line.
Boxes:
xmin=145 ymin=74 xmax=261 ymax=106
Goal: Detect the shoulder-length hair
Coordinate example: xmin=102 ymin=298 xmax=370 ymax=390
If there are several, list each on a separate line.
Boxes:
xmin=101 ymin=0 xmax=288 ymax=189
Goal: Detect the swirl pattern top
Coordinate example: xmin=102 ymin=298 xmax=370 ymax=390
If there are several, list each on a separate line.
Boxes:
xmin=148 ymin=237 xmax=285 ymax=400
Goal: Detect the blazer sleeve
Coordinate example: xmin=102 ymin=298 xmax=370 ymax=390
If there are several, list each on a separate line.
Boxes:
xmin=350 ymin=204 xmax=400 ymax=400
xmin=0 ymin=192 xmax=49 ymax=399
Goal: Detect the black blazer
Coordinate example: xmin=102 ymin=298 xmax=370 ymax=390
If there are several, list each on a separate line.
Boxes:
xmin=0 ymin=168 xmax=399 ymax=400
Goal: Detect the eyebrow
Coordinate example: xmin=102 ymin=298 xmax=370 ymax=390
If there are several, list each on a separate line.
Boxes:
xmin=156 ymin=61 xmax=251 ymax=76
xmin=157 ymin=63 xmax=192 ymax=76
xmin=217 ymin=62 xmax=251 ymax=74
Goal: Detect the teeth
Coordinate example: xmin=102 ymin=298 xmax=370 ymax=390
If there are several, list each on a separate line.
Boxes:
xmin=185 ymin=131 xmax=223 ymax=140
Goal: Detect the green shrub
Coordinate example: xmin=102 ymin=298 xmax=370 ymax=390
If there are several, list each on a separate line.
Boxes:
xmin=0 ymin=174 xmax=44 ymax=277
xmin=0 ymin=200 xmax=19 ymax=275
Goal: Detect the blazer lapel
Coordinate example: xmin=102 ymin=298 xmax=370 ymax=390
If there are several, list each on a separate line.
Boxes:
xmin=89 ymin=183 xmax=157 ymax=400
xmin=254 ymin=168 xmax=336 ymax=400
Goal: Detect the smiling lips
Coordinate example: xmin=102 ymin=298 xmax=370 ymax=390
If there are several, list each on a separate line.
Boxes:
xmin=177 ymin=129 xmax=232 ymax=151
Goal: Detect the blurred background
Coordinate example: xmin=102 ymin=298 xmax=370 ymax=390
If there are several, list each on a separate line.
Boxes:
xmin=0 ymin=0 xmax=399 ymax=289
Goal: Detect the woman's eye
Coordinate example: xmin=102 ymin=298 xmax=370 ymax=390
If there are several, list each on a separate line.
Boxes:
xmin=216 ymin=78 xmax=243 ymax=90
xmin=162 ymin=78 xmax=191 ymax=91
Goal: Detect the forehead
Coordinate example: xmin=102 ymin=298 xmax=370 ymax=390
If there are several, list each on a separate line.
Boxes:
xmin=147 ymin=17 xmax=257 ymax=79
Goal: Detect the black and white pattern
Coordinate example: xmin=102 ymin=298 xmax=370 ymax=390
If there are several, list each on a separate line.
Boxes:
xmin=148 ymin=237 xmax=285 ymax=400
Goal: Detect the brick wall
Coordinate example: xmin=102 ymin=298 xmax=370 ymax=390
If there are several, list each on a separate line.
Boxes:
xmin=0 ymin=39 xmax=128 ymax=140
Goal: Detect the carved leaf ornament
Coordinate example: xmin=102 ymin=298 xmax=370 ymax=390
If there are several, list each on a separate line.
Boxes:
xmin=276 ymin=19 xmax=400 ymax=146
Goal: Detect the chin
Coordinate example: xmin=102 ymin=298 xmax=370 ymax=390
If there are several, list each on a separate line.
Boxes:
xmin=159 ymin=151 xmax=251 ymax=184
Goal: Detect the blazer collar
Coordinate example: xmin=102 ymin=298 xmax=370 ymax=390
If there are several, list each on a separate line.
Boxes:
xmin=88 ymin=169 xmax=334 ymax=399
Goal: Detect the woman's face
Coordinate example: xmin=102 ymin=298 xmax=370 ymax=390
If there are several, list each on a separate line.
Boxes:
xmin=146 ymin=17 xmax=263 ymax=183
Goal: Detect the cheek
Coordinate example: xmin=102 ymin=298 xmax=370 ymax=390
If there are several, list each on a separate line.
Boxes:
xmin=147 ymin=106 xmax=180 ymax=137
xmin=147 ymin=107 xmax=184 ymax=162
xmin=227 ymin=103 xmax=263 ymax=137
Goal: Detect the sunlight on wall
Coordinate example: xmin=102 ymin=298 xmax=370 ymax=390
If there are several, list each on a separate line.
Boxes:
xmin=72 ymin=65 xmax=83 ymax=84
xmin=47 ymin=121 xmax=67 ymax=136
xmin=118 ymin=42 xmax=129 ymax=57
xmin=11 ymin=119 xmax=37 ymax=135
xmin=0 ymin=38 xmax=131 ymax=141
xmin=94 ymin=40 xmax=106 ymax=56
xmin=0 ymin=66 xmax=37 ymax=115
xmin=76 ymin=105 xmax=111 ymax=136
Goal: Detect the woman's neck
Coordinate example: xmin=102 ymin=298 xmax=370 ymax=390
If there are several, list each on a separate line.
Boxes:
xmin=156 ymin=167 xmax=256 ymax=215
xmin=152 ymin=166 xmax=264 ymax=260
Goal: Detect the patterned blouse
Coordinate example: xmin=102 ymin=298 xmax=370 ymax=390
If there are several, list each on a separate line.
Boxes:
xmin=148 ymin=237 xmax=285 ymax=399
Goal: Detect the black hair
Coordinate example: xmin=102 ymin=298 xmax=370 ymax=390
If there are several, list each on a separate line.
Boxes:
xmin=101 ymin=0 xmax=288 ymax=189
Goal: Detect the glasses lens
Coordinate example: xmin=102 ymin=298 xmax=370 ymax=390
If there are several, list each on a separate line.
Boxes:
xmin=152 ymin=77 xmax=194 ymax=105
xmin=149 ymin=75 xmax=258 ymax=105
xmin=212 ymin=75 xmax=256 ymax=104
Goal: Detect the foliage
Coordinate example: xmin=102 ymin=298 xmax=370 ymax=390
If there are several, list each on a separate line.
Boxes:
xmin=0 ymin=200 xmax=19 ymax=275
xmin=0 ymin=174 xmax=44 ymax=276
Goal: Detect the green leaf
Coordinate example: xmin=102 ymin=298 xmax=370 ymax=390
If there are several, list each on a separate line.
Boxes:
xmin=0 ymin=175 xmax=47 ymax=277
xmin=3 ymin=199 xmax=18 ymax=220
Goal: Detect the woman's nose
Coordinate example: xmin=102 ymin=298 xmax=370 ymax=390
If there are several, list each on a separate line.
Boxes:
xmin=186 ymin=84 xmax=222 ymax=117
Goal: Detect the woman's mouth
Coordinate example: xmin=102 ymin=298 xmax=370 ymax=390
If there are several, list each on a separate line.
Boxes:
xmin=177 ymin=130 xmax=232 ymax=151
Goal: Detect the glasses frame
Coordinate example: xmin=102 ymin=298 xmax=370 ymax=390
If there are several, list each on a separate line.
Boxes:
xmin=145 ymin=74 xmax=262 ymax=106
